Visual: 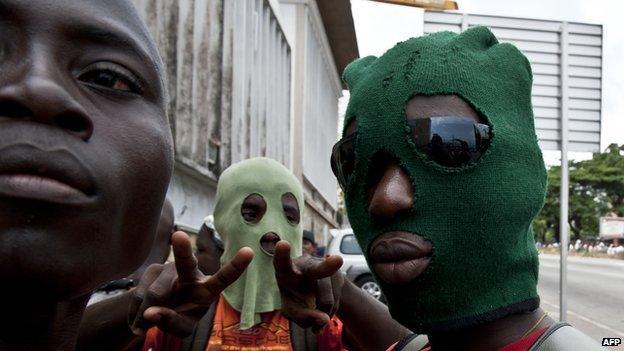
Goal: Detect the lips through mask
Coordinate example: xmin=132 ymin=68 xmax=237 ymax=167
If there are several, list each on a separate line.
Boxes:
xmin=214 ymin=157 xmax=303 ymax=330
xmin=341 ymin=27 xmax=547 ymax=333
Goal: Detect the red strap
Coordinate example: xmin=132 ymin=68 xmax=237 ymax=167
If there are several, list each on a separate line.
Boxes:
xmin=498 ymin=327 xmax=549 ymax=351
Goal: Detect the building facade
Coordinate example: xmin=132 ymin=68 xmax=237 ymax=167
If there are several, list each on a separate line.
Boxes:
xmin=131 ymin=0 xmax=358 ymax=243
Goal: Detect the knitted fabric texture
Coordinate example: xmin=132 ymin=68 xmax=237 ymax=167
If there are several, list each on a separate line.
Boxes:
xmin=341 ymin=26 xmax=547 ymax=333
xmin=214 ymin=157 xmax=303 ymax=329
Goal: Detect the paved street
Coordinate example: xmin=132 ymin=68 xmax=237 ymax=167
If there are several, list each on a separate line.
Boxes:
xmin=538 ymin=253 xmax=624 ymax=349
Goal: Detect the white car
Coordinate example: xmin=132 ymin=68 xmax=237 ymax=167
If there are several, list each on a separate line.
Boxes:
xmin=327 ymin=228 xmax=385 ymax=302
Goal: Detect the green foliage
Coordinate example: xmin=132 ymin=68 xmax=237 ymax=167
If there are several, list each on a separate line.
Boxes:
xmin=533 ymin=144 xmax=624 ymax=242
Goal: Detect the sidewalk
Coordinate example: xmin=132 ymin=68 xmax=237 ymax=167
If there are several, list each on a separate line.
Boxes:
xmin=539 ymin=252 xmax=624 ymax=268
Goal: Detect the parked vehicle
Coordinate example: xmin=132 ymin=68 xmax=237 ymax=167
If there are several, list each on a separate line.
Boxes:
xmin=327 ymin=228 xmax=386 ymax=303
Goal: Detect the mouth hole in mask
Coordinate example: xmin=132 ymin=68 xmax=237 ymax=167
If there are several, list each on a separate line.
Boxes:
xmin=260 ymin=232 xmax=281 ymax=256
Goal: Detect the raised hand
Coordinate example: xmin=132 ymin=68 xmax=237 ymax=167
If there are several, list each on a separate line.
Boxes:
xmin=273 ymin=240 xmax=344 ymax=331
xmin=129 ymin=231 xmax=253 ymax=336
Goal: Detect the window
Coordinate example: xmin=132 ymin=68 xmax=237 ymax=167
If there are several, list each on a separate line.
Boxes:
xmin=340 ymin=234 xmax=363 ymax=255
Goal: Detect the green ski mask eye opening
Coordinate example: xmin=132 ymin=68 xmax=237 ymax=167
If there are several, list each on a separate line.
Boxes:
xmin=405 ymin=116 xmax=491 ymax=168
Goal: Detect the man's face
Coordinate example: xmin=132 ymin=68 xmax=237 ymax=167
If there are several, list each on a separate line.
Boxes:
xmin=302 ymin=239 xmax=316 ymax=256
xmin=154 ymin=200 xmax=175 ymax=256
xmin=146 ymin=200 xmax=176 ymax=263
xmin=338 ymin=28 xmax=546 ymax=332
xmin=0 ymin=0 xmax=173 ymax=299
xmin=196 ymin=225 xmax=224 ymax=276
xmin=344 ymin=95 xmax=482 ymax=284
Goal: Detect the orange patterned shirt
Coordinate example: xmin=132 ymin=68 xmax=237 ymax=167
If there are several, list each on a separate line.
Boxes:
xmin=207 ymin=296 xmax=293 ymax=351
xmin=142 ymin=295 xmax=344 ymax=351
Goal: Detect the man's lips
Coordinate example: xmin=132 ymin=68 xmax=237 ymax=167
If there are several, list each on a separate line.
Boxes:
xmin=0 ymin=174 xmax=88 ymax=203
xmin=370 ymin=231 xmax=433 ymax=284
xmin=0 ymin=144 xmax=96 ymax=204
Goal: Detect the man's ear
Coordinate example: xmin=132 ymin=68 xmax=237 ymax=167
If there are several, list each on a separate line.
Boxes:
xmin=342 ymin=55 xmax=377 ymax=91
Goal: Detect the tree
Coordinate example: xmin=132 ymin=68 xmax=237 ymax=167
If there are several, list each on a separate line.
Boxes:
xmin=533 ymin=144 xmax=623 ymax=242
xmin=573 ymin=144 xmax=624 ymax=216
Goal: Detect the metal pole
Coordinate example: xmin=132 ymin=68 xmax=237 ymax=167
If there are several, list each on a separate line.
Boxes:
xmin=559 ymin=21 xmax=569 ymax=322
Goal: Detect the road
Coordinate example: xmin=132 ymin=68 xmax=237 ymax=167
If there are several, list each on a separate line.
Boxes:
xmin=538 ymin=253 xmax=624 ymax=349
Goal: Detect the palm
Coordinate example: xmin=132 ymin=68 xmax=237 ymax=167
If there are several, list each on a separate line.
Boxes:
xmin=273 ymin=241 xmax=343 ymax=329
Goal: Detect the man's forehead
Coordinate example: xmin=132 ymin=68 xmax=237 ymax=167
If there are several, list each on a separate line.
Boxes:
xmin=4 ymin=0 xmax=141 ymax=26
xmin=2 ymin=0 xmax=158 ymax=60
xmin=65 ymin=0 xmax=151 ymax=38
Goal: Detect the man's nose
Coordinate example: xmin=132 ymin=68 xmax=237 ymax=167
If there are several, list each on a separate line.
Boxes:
xmin=367 ymin=163 xmax=414 ymax=224
xmin=0 ymin=65 xmax=93 ymax=141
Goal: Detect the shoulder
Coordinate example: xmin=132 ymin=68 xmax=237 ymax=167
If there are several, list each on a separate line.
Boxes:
xmin=530 ymin=323 xmax=607 ymax=351
xmin=390 ymin=334 xmax=430 ymax=351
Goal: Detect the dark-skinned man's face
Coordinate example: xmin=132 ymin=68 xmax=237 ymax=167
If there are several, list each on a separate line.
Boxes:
xmin=0 ymin=0 xmax=173 ymax=300
xmin=302 ymin=239 xmax=316 ymax=256
xmin=196 ymin=225 xmax=224 ymax=276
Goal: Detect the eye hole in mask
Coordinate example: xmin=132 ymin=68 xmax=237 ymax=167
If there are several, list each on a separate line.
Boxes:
xmin=281 ymin=192 xmax=300 ymax=225
xmin=407 ymin=116 xmax=491 ymax=167
xmin=241 ymin=193 xmax=266 ymax=224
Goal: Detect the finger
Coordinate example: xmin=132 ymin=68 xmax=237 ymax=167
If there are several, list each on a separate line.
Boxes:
xmin=171 ymin=231 xmax=199 ymax=283
xmin=300 ymin=255 xmax=343 ymax=280
xmin=129 ymin=264 xmax=164 ymax=335
xmin=143 ymin=306 xmax=197 ymax=337
xmin=174 ymin=302 xmax=214 ymax=320
xmin=197 ymin=247 xmax=253 ymax=303
xmin=329 ymin=273 xmax=343 ymax=316
xmin=315 ymin=277 xmax=335 ymax=315
xmin=282 ymin=305 xmax=330 ymax=330
xmin=273 ymin=241 xmax=295 ymax=278
xmin=131 ymin=265 xmax=177 ymax=334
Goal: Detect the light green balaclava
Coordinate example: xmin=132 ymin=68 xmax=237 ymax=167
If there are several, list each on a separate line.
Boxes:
xmin=342 ymin=26 xmax=547 ymax=333
xmin=214 ymin=157 xmax=303 ymax=329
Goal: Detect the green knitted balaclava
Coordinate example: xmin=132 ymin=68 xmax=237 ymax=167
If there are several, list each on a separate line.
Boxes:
xmin=342 ymin=26 xmax=547 ymax=333
xmin=214 ymin=157 xmax=303 ymax=329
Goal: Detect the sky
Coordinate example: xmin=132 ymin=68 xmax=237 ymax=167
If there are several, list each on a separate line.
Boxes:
xmin=344 ymin=0 xmax=624 ymax=165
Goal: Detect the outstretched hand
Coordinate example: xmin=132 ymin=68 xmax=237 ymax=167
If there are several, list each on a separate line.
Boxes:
xmin=273 ymin=240 xmax=344 ymax=331
xmin=129 ymin=231 xmax=253 ymax=336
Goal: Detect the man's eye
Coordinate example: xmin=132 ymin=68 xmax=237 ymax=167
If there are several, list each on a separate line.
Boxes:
xmin=241 ymin=193 xmax=266 ymax=224
xmin=281 ymin=192 xmax=300 ymax=225
xmin=242 ymin=208 xmax=258 ymax=222
xmin=78 ymin=63 xmax=142 ymax=94
xmin=284 ymin=210 xmax=298 ymax=224
xmin=82 ymin=71 xmax=131 ymax=91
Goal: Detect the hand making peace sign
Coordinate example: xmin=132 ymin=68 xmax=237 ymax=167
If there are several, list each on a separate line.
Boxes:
xmin=128 ymin=231 xmax=254 ymax=336
xmin=272 ymin=240 xmax=344 ymax=332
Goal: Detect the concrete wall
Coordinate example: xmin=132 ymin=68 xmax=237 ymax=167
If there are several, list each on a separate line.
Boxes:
xmin=281 ymin=0 xmax=342 ymax=241
xmin=133 ymin=0 xmax=342 ymax=237
xmin=133 ymin=0 xmax=293 ymax=231
xmin=166 ymin=162 xmax=217 ymax=231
